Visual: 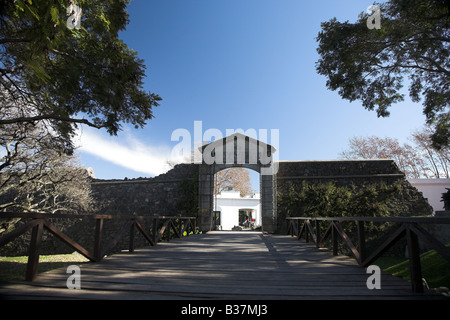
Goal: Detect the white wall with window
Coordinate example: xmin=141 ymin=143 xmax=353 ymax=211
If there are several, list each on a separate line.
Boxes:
xmin=214 ymin=189 xmax=261 ymax=230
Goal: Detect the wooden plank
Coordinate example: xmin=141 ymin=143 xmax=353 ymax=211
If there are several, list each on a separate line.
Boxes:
xmin=319 ymin=222 xmax=333 ymax=247
xmin=0 ymin=219 xmax=40 ymax=248
xmin=156 ymin=219 xmax=170 ymax=243
xmin=361 ymin=224 xmax=407 ymax=267
xmin=100 ymin=220 xmax=134 ymax=258
xmin=406 ymin=227 xmax=424 ymax=293
xmin=25 ymin=220 xmax=44 ymax=281
xmin=94 ymin=218 xmax=104 ymax=261
xmin=333 ymin=221 xmax=361 ymax=263
xmin=43 ymin=220 xmax=96 ymax=262
xmin=306 ymin=219 xmax=317 ymax=244
xmin=135 ymin=219 xmax=156 ymax=246
xmin=408 ymin=223 xmax=450 ymax=263
xmin=0 ymin=231 xmax=444 ymax=300
xmin=129 ymin=222 xmax=135 ymax=252
xmin=286 ymin=216 xmax=450 ymax=224
xmin=357 ymin=220 xmax=366 ymax=264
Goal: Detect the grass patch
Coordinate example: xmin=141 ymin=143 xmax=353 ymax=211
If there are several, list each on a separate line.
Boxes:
xmin=375 ymin=244 xmax=450 ymax=290
xmin=0 ymin=252 xmax=89 ymax=283
xmin=374 ymin=256 xmax=407 ymax=270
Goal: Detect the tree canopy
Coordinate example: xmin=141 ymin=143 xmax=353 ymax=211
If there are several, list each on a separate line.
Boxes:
xmin=340 ymin=126 xmax=450 ymax=178
xmin=0 ymin=0 xmax=161 ymax=213
xmin=0 ymin=0 xmax=161 ymax=153
xmin=316 ymin=0 xmax=449 ymax=149
xmin=214 ymin=168 xmax=253 ymax=197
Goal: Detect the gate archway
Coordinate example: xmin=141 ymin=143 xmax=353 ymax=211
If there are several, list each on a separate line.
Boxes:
xmin=198 ymin=133 xmax=277 ymax=232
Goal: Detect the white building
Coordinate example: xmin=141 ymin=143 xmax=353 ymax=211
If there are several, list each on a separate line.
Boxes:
xmin=213 ymin=189 xmax=261 ymax=230
xmin=408 ymin=179 xmax=450 ymax=213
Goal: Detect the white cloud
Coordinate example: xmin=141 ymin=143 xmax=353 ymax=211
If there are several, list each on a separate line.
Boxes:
xmin=73 ymin=128 xmax=175 ymax=177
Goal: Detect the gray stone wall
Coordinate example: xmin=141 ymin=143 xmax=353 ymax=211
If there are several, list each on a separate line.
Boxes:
xmin=91 ymin=163 xmax=199 ymax=216
xmin=2 ymin=159 xmax=438 ymax=256
xmin=0 ymin=163 xmax=200 ymax=256
xmin=276 ymin=159 xmax=405 ymax=186
xmin=276 ymin=159 xmax=433 ymax=219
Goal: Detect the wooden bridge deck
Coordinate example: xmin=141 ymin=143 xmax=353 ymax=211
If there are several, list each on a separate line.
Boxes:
xmin=0 ymin=231 xmax=445 ymax=300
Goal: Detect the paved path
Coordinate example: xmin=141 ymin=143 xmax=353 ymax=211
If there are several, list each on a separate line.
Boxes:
xmin=0 ymin=231 xmax=444 ymax=300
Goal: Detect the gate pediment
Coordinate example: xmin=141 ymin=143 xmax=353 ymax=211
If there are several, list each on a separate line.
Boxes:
xmin=199 ymin=133 xmax=277 ymax=175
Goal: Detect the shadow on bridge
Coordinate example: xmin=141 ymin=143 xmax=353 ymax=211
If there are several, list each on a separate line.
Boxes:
xmin=0 ymin=230 xmax=446 ymax=300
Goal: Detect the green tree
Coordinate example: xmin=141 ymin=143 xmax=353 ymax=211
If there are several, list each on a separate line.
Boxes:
xmin=316 ymin=0 xmax=449 ymax=149
xmin=0 ymin=0 xmax=161 ymax=153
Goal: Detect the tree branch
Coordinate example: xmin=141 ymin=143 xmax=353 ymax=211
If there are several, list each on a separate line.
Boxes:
xmin=0 ymin=114 xmax=105 ymax=129
xmin=0 ymin=38 xmax=31 ymax=44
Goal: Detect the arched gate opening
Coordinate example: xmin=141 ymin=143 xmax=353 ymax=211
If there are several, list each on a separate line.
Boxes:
xmin=198 ymin=133 xmax=277 ymax=233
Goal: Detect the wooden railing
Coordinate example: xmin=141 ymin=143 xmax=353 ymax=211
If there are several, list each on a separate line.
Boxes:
xmin=286 ymin=216 xmax=450 ymax=293
xmin=0 ymin=212 xmax=197 ymax=281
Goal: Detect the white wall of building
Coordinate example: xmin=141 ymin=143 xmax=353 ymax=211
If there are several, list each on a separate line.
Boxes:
xmin=408 ymin=179 xmax=450 ymax=213
xmin=214 ymin=190 xmax=261 ymax=230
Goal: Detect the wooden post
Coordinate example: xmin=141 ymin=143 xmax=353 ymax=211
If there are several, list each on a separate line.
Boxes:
xmin=166 ymin=220 xmax=171 ymax=242
xmin=315 ymin=220 xmax=320 ymax=248
xmin=332 ymin=222 xmax=338 ymax=256
xmin=26 ymin=220 xmax=44 ymax=281
xmin=406 ymin=226 xmax=424 ymax=293
xmin=357 ymin=221 xmax=366 ymax=265
xmin=94 ymin=218 xmax=104 ymax=261
xmin=129 ymin=220 xmax=135 ymax=253
xmin=152 ymin=217 xmax=158 ymax=244
xmin=305 ymin=221 xmax=309 ymax=243
xmin=183 ymin=219 xmax=189 ymax=236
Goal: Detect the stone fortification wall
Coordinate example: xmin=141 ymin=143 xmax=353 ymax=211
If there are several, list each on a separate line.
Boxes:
xmin=1 ymin=159 xmax=436 ymax=256
xmin=276 ymin=159 xmax=405 ymax=186
xmin=0 ymin=163 xmax=200 ymax=256
xmin=90 ymin=163 xmax=199 ymax=216
xmin=276 ymin=159 xmax=433 ymax=219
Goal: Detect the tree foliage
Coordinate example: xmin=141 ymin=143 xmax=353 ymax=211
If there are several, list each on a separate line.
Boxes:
xmin=0 ymin=1 xmax=158 ymax=213
xmin=340 ymin=126 xmax=450 ymax=178
xmin=214 ymin=168 xmax=253 ymax=197
xmin=0 ymin=0 xmax=161 ymax=153
xmin=278 ymin=180 xmax=433 ymax=255
xmin=316 ymin=0 xmax=450 ymax=149
xmin=0 ymin=117 xmax=94 ymax=213
xmin=278 ymin=181 xmax=416 ymax=219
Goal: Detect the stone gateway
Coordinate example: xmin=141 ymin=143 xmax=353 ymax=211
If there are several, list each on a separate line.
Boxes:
xmin=89 ymin=134 xmax=432 ymax=234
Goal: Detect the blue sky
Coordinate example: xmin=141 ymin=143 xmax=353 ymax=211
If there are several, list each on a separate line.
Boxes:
xmin=75 ymin=0 xmax=427 ymax=188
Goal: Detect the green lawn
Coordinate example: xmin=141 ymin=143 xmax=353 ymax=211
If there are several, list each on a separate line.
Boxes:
xmin=0 ymin=252 xmax=89 ymax=283
xmin=376 ymin=244 xmax=450 ymax=290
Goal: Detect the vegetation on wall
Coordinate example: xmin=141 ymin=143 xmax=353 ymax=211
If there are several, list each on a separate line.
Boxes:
xmin=278 ymin=180 xmax=432 ymax=219
xmin=278 ymin=180 xmax=433 ymax=253
xmin=176 ymin=171 xmax=199 ymax=218
xmin=442 ymin=188 xmax=450 ymax=211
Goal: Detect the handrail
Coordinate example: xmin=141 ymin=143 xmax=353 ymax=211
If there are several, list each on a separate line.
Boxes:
xmin=286 ymin=216 xmax=450 ymax=293
xmin=286 ymin=216 xmax=450 ymax=223
xmin=0 ymin=212 xmax=197 ymax=281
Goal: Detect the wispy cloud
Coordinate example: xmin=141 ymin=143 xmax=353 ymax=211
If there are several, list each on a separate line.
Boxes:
xmin=73 ymin=128 xmax=175 ymax=177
